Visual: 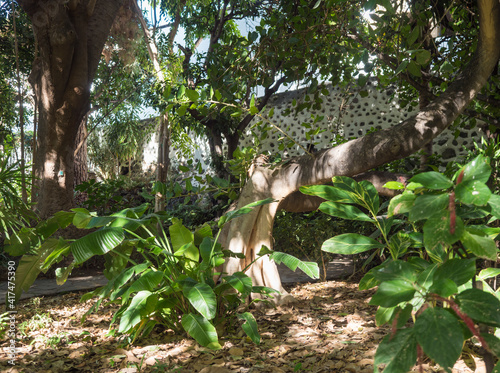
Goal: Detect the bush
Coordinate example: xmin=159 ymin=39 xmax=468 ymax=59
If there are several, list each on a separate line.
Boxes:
xmin=302 ymin=154 xmax=500 ymax=372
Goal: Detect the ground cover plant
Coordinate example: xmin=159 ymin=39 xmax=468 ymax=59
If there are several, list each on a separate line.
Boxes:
xmin=301 ymin=154 xmax=500 ymax=372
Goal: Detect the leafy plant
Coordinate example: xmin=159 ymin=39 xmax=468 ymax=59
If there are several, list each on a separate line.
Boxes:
xmin=301 ymin=154 xmax=500 ymax=373
xmin=7 ymin=199 xmax=318 ymax=349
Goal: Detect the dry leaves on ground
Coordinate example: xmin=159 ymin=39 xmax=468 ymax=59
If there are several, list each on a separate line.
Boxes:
xmin=0 ymin=280 xmax=487 ymax=373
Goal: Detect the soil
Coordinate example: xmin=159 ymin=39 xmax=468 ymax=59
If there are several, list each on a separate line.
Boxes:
xmin=0 ymin=280 xmax=486 ymax=373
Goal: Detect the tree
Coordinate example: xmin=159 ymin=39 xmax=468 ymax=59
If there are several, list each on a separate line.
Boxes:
xmin=18 ymin=0 xmax=125 ymax=218
xmin=220 ymin=0 xmax=500 ymax=298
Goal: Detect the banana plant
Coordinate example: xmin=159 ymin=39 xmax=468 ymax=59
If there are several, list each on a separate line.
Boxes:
xmin=6 ymin=198 xmax=319 ymax=348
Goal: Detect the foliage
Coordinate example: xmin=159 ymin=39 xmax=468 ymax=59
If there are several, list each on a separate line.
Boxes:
xmin=301 ymin=154 xmax=500 ymax=372
xmin=7 ymin=199 xmax=318 ymax=349
xmin=0 ymin=153 xmax=35 ymax=262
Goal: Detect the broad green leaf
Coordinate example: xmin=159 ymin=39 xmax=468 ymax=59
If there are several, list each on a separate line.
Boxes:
xmin=183 ymin=283 xmax=217 ymax=320
xmin=119 ymin=291 xmax=157 ymax=333
xmin=269 ymin=251 xmax=320 ymax=279
xmin=299 ymin=184 xmax=352 ymax=203
xmin=169 ymin=219 xmax=194 ymax=252
xmin=181 ymin=313 xmax=221 ymax=349
xmin=415 ymin=307 xmax=463 ymax=372
xmin=456 ymin=288 xmax=500 ymax=327
xmin=478 ymin=268 xmax=500 ymax=281
xmin=455 ymin=180 xmax=491 ymax=206
xmin=319 ymin=201 xmax=372 ymax=221
xmin=359 ymin=269 xmax=379 ymax=290
xmin=14 ymin=238 xmax=63 ymax=302
xmin=70 ymin=227 xmax=125 ymax=264
xmin=185 ymin=89 xmax=199 ymax=102
xmin=194 ymin=224 xmax=213 ymax=246
xmin=372 ymin=260 xmax=419 ymax=283
xmin=482 ymin=334 xmax=500 ymax=358
xmin=488 ymin=194 xmax=500 ymax=218
xmin=423 ymin=211 xmax=464 ymax=255
xmin=322 ymin=233 xmax=384 ymax=255
xmin=370 ymin=280 xmax=416 ymax=308
xmin=225 ymin=272 xmax=252 ymax=294
xmin=408 ymin=193 xmax=449 ymax=221
xmin=409 ymin=172 xmax=453 ymax=190
xmin=174 ymin=242 xmax=199 ymax=264
xmin=237 ymin=312 xmax=260 ymax=344
xmin=387 ymin=192 xmax=416 ymax=217
xmin=72 ymin=208 xmax=94 ymax=228
xmin=374 ymin=328 xmax=417 ymax=373
xmin=330 ymin=176 xmax=364 ymax=205
xmin=461 ymin=155 xmax=491 ymax=184
xmin=103 ymin=243 xmax=134 ymax=280
xmin=429 ymin=278 xmax=458 ymax=297
xmin=376 ymin=304 xmax=412 ymax=327
xmin=461 ymin=230 xmax=498 ymax=260
xmin=433 ymin=258 xmax=476 ymax=287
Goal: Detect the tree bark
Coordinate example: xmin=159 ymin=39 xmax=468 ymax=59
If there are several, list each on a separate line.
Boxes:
xmin=222 ymin=0 xmax=500 ymax=299
xmin=20 ymin=0 xmax=124 ymax=218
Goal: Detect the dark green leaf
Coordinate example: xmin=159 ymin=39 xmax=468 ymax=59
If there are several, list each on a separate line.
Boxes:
xmin=183 ymin=283 xmax=217 ymax=320
xmin=387 ymin=192 xmax=416 ymax=217
xmin=374 ymin=328 xmax=417 ymax=373
xmin=433 ymin=259 xmax=476 ymax=287
xmin=423 ymin=211 xmax=464 ymax=257
xmin=119 ymin=291 xmax=157 ymax=333
xmin=408 ymin=193 xmax=449 ymax=221
xmin=299 ymin=184 xmax=352 ymax=203
xmin=415 ymin=307 xmax=463 ymax=372
xmin=461 ymin=155 xmax=491 ymax=184
xmin=70 ymin=227 xmax=125 ymax=264
xmin=372 ymin=260 xmax=419 ymax=283
xmin=225 ymin=272 xmax=252 ymax=294
xmin=456 ymin=288 xmax=500 ymax=327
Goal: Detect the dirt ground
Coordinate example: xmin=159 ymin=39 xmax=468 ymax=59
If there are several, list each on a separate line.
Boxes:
xmin=0 ymin=280 xmax=488 ymax=373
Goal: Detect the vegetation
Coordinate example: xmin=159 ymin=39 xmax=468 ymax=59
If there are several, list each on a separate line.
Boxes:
xmin=1 ymin=0 xmax=500 ymax=371
xmin=302 ymin=154 xmax=500 ymax=372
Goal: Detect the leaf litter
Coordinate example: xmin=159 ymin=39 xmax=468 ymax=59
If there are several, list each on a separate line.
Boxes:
xmin=0 ymin=280 xmax=486 ymax=372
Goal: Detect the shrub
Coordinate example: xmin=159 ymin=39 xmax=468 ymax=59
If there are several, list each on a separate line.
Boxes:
xmin=302 ymin=154 xmax=500 ymax=372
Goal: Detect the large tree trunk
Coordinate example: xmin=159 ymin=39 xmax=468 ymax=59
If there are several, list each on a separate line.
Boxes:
xmin=21 ymin=0 xmax=124 ymax=218
xmin=222 ymin=0 xmax=500 ymax=299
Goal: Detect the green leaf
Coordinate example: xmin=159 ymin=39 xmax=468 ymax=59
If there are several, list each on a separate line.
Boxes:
xmin=183 ymin=283 xmax=217 ymax=320
xmin=456 ymin=288 xmax=500 ymax=327
xmin=461 ymin=230 xmax=498 ymax=260
xmin=461 ymin=155 xmax=491 ymax=184
xmin=415 ymin=307 xmax=463 ymax=372
xmin=70 ymin=227 xmax=125 ymax=264
xmin=299 ymin=184 xmax=352 ymax=203
xmin=181 ymin=313 xmax=221 ymax=349
xmin=394 ymin=60 xmax=409 ymax=76
xmin=433 ymin=258 xmax=476 ymax=287
xmin=388 ymin=232 xmax=412 ymax=260
xmin=416 ymin=50 xmax=431 ymax=65
xmin=455 ymin=180 xmax=491 ymax=206
xmin=423 ymin=211 xmax=464 ymax=256
xmin=372 ymin=260 xmax=419 ymax=283
xmin=185 ymin=89 xmax=199 ymax=102
xmin=221 ymin=198 xmax=275 ymax=226
xmin=478 ymin=268 xmax=500 ymax=281
xmin=237 ymin=312 xmax=260 ymax=344
xmin=487 ymin=194 xmax=500 ymax=219
xmin=322 ymin=233 xmax=384 ymax=255
xmin=409 ymin=172 xmax=453 ymax=190
xmin=387 ymin=192 xmax=416 ymax=217
xmin=370 ymin=280 xmax=416 ymax=308
xmin=225 ymin=272 xmax=252 ymax=294
xmin=319 ymin=201 xmax=372 ymax=221
xmin=383 ymin=181 xmax=405 ymax=190
xmin=374 ymin=328 xmax=417 ymax=373
xmin=268 ymin=251 xmax=320 ymax=279
xmin=407 ymin=60 xmax=422 ymax=77
xmin=359 ymin=269 xmax=379 ymax=290
xmin=429 ymin=278 xmax=458 ymax=297
xmin=119 ymin=291 xmax=157 ymax=333
xmin=169 ymin=219 xmax=194 ymax=252
xmin=408 ymin=193 xmax=449 ymax=221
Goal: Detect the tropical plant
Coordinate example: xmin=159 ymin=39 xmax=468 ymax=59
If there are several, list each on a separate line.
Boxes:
xmin=301 ymin=154 xmax=500 ymax=373
xmin=6 ymin=199 xmax=319 ymax=348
